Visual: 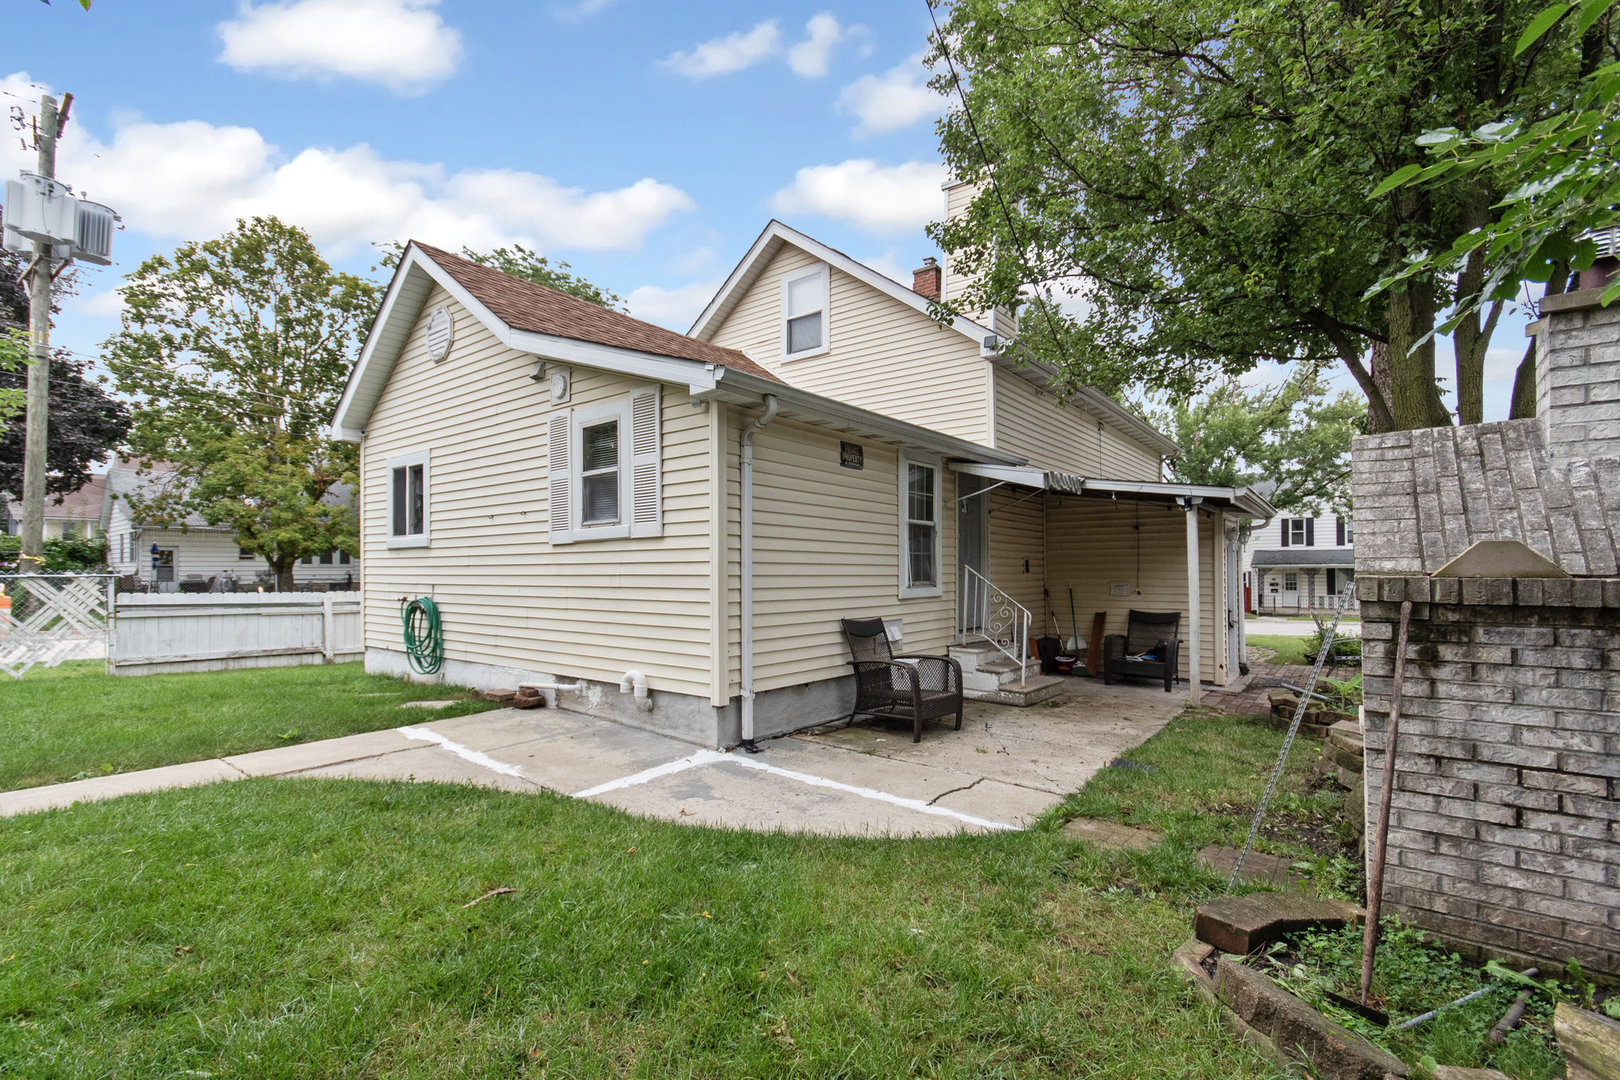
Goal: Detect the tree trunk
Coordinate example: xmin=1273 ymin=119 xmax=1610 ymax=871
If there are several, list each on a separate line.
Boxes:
xmin=1386 ymin=283 xmax=1453 ymax=429
xmin=1368 ymin=342 xmax=1395 ymax=434
xmin=274 ymin=560 xmax=296 ymax=593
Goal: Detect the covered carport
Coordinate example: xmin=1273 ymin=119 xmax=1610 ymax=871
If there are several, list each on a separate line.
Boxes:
xmin=952 ymin=464 xmax=1274 ymax=699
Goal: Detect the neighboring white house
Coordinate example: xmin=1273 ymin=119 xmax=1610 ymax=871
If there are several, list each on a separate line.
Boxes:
xmin=334 ymin=190 xmax=1274 ymax=749
xmin=100 ymin=460 xmax=357 ymax=590
xmin=4 ymin=474 xmax=106 ymax=541
xmin=1243 ymin=512 xmax=1355 ymax=614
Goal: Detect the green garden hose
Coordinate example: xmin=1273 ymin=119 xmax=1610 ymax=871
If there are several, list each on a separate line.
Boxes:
xmin=401 ymin=596 xmax=444 ymax=675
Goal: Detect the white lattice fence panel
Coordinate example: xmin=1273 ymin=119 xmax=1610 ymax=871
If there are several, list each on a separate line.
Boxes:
xmin=0 ymin=574 xmax=111 ymax=678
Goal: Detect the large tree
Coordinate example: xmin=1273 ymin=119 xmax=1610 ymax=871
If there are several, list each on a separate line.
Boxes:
xmin=929 ymin=0 xmax=1587 ymax=431
xmin=103 ymin=217 xmax=377 ymax=590
xmin=1148 ymin=367 xmax=1366 ymax=515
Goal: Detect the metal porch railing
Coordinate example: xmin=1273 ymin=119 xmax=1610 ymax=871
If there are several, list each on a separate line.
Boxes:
xmin=958 ymin=565 xmax=1031 ymax=684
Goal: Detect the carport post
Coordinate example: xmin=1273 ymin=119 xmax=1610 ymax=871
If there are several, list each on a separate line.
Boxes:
xmin=1183 ymin=497 xmax=1202 ymax=703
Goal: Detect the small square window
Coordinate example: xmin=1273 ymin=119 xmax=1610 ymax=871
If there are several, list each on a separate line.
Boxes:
xmin=1284 ymin=572 xmax=1299 ymax=591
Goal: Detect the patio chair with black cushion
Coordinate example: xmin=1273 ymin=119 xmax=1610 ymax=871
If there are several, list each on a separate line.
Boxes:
xmin=1102 ymin=609 xmax=1182 ymax=692
xmin=840 ymin=617 xmax=964 ymax=742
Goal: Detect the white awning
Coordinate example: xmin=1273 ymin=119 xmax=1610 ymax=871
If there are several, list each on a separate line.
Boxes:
xmin=951 ymin=463 xmax=1275 ymax=520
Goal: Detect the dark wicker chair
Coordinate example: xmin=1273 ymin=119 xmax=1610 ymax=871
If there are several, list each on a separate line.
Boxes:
xmin=840 ymin=617 xmax=963 ymax=742
xmin=1102 ymin=610 xmax=1182 ymax=692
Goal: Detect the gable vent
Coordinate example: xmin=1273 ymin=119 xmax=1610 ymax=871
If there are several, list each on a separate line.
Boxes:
xmin=425 ymin=305 xmax=454 ymax=362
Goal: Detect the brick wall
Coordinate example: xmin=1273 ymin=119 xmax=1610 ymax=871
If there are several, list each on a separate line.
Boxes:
xmin=1359 ymin=576 xmax=1620 ymax=977
xmin=1536 ymin=290 xmax=1620 ymax=461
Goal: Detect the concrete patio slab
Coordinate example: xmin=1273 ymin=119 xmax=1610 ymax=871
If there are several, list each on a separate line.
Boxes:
xmin=0 ymin=759 xmax=246 ymax=816
xmin=582 ymin=758 xmax=1007 ymax=837
xmin=930 ymin=777 xmax=1059 ymax=827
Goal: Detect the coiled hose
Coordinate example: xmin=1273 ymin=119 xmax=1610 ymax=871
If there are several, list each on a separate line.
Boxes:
xmin=401 ymin=596 xmax=444 ymax=675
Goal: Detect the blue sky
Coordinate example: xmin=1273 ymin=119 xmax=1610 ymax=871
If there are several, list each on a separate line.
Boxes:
xmin=7 ymin=0 xmax=1530 ymax=419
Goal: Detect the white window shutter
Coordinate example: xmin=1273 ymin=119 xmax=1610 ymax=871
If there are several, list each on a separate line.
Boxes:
xmin=548 ymin=409 xmax=573 ymax=545
xmin=629 ymin=386 xmax=661 ymax=538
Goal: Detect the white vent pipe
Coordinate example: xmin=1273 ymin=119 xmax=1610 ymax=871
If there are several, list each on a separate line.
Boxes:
xmin=619 ymin=670 xmax=652 ymax=711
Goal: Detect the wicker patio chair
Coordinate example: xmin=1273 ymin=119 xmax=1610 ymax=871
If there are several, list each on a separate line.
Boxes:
xmin=840 ymin=617 xmax=963 ymax=742
xmin=1102 ymin=610 xmax=1182 ymax=692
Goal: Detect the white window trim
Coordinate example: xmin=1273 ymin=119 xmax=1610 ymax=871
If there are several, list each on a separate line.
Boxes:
xmin=898 ymin=452 xmax=943 ymax=599
xmin=569 ymin=397 xmax=635 ymax=542
xmin=779 ymin=262 xmax=830 ymax=360
xmin=386 ymin=449 xmax=430 ymax=549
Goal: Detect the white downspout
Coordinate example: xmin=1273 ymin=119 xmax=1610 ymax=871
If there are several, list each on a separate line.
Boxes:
xmin=1183 ymin=496 xmax=1203 ymax=703
xmin=739 ymin=394 xmax=778 ymax=753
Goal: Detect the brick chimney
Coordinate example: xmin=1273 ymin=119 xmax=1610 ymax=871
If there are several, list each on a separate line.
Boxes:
xmin=1535 ymin=255 xmax=1620 ymax=460
xmin=912 ymin=256 xmax=941 ymax=302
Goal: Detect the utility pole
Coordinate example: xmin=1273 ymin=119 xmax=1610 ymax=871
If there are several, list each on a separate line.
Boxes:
xmin=18 ymin=92 xmax=60 ymax=570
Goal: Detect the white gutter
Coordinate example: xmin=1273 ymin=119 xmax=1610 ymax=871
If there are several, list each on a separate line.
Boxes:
xmin=738 ymin=394 xmax=778 ymax=753
xmin=1182 ymin=496 xmax=1203 ymax=704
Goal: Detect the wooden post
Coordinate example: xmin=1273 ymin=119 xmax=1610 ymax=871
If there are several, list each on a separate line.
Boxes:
xmin=19 ymin=94 xmax=60 ymax=569
xmin=1361 ymin=597 xmax=1413 ymax=1004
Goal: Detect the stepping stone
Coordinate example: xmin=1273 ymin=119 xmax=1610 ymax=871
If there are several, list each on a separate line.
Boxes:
xmin=1556 ymin=1002 xmax=1620 ymax=1080
xmin=1198 ymin=845 xmax=1310 ymax=890
xmin=1434 ymin=1068 xmax=1512 ymax=1080
xmin=1195 ymin=892 xmax=1363 ymax=956
xmin=399 ymin=699 xmax=460 ymax=709
xmin=1061 ymin=817 xmax=1163 ymax=851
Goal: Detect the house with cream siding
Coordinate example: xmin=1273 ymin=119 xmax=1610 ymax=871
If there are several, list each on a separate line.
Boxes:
xmin=335 ymin=213 xmax=1272 ymax=750
xmin=1243 ymin=512 xmax=1356 ymax=614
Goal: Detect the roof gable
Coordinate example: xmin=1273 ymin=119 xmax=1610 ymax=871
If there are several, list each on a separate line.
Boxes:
xmin=332 ymin=242 xmax=776 ymax=441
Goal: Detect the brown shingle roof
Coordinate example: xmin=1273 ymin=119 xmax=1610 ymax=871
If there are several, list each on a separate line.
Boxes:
xmin=413 ymin=242 xmax=778 ymax=381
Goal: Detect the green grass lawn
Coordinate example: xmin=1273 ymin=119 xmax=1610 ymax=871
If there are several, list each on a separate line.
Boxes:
xmin=1246 ymin=634 xmax=1309 ymax=665
xmin=0 ymin=662 xmax=495 ymax=792
xmin=0 ymin=711 xmax=1308 ymax=1079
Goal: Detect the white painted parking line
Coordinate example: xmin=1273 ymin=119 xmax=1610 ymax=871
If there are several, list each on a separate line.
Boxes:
xmin=573 ymin=745 xmax=1017 ymax=832
xmin=398 ymin=725 xmax=529 ymax=779
xmin=572 ymin=749 xmax=729 ymax=798
xmin=721 ymin=753 xmax=1018 ymax=831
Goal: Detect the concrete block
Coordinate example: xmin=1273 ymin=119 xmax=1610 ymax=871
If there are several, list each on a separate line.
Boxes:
xmin=1194 ymin=894 xmax=1364 ymax=955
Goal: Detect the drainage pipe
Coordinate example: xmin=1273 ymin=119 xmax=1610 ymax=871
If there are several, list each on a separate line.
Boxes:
xmin=738 ymin=394 xmax=778 ymax=753
xmin=619 ymin=670 xmax=652 ymax=711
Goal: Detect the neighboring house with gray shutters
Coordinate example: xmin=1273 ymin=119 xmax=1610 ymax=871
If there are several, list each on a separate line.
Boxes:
xmin=1351 ymin=274 xmax=1620 ymax=980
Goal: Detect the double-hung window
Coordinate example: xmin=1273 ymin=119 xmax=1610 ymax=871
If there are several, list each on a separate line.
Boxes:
xmin=549 ymin=387 xmax=662 ymax=544
xmin=780 ymin=263 xmax=829 ymax=359
xmin=899 ymin=454 xmax=942 ymax=598
xmin=387 ymin=450 xmax=429 ymax=548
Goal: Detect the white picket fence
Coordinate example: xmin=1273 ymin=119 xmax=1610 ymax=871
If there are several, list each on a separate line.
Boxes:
xmin=111 ymin=593 xmax=363 ymax=676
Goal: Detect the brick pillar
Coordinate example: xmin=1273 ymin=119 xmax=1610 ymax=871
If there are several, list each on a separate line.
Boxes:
xmin=1536 ymin=287 xmax=1620 ymax=459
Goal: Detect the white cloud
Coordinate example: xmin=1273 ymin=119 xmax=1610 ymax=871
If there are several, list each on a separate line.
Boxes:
xmin=0 ymin=83 xmax=694 ymax=258
xmin=553 ymin=0 xmax=616 ymax=21
xmin=787 ymin=13 xmax=844 ymax=77
xmin=771 ymin=160 xmax=950 ymax=235
xmin=217 ymin=0 xmax=463 ymax=95
xmin=660 ymin=20 xmax=781 ymax=79
xmin=670 ymin=246 xmax=719 ymax=276
xmin=838 ymin=54 xmax=939 ymax=135
xmin=625 ymin=280 xmax=723 ymax=330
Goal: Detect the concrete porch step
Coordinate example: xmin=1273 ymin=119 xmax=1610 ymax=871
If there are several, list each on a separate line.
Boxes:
xmin=964 ymin=674 xmax=1068 ymax=707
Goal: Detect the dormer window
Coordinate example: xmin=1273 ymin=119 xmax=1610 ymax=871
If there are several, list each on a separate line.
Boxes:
xmin=780 ymin=263 xmax=829 ymax=359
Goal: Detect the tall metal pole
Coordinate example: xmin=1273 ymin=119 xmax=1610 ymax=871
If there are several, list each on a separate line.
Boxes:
xmin=19 ymin=93 xmax=59 ymax=570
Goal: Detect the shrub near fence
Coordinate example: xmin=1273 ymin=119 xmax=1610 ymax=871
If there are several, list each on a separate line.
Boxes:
xmin=111 ymin=593 xmax=362 ymax=676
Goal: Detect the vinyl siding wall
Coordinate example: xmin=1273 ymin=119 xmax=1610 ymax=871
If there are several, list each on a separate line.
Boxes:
xmin=360 ymin=286 xmax=715 ymax=697
xmin=992 ymin=369 xmax=1163 ymax=482
xmin=707 ymin=244 xmax=992 ymax=445
xmin=1044 ymin=498 xmax=1229 ymax=683
xmin=747 ymin=416 xmax=957 ymax=694
xmin=985 ymin=486 xmax=1046 ymax=627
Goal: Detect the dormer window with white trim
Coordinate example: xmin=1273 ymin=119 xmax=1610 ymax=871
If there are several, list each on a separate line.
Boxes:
xmin=780 ymin=263 xmax=829 ymax=359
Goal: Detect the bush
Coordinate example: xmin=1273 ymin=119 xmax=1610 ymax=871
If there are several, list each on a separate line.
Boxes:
xmin=1304 ymin=629 xmax=1361 ymax=660
xmin=0 ymin=534 xmax=110 ymax=573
